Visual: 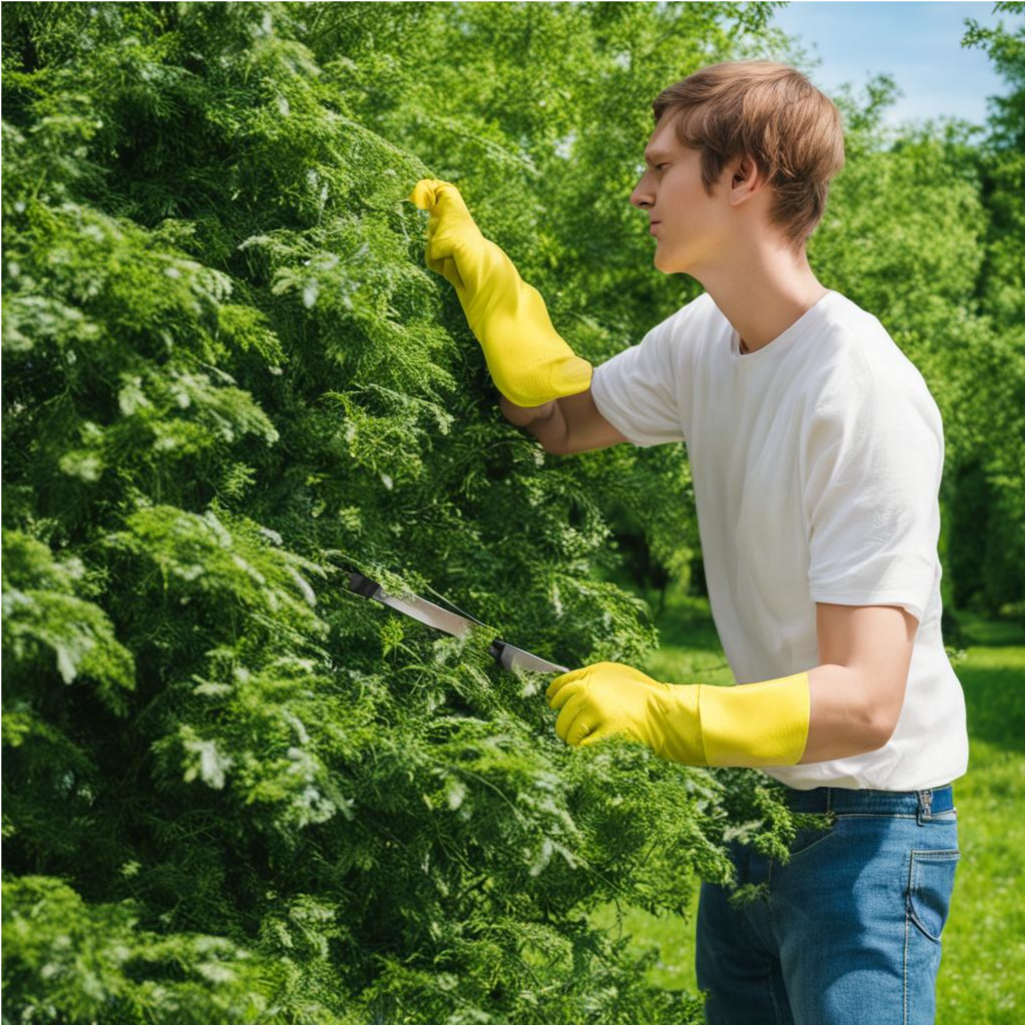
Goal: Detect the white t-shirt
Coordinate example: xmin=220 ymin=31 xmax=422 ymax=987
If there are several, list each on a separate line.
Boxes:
xmin=590 ymin=289 xmax=969 ymax=792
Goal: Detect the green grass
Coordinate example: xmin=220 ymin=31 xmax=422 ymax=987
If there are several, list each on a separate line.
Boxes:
xmin=587 ymin=582 xmax=1025 ymax=1023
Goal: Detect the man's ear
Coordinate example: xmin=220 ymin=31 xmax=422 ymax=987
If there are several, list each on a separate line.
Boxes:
xmin=731 ymin=153 xmax=767 ymax=199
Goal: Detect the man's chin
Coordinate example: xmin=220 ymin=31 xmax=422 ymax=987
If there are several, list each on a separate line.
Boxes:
xmin=653 ymin=248 xmax=678 ymax=274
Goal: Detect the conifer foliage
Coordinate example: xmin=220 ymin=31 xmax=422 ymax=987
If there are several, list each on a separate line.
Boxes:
xmin=1 ymin=3 xmax=857 ymax=1022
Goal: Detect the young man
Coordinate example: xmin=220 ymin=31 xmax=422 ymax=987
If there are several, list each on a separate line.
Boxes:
xmin=410 ymin=59 xmax=968 ymax=1025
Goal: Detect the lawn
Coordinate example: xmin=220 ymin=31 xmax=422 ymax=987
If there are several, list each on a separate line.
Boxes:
xmin=588 ymin=583 xmax=1025 ymax=1024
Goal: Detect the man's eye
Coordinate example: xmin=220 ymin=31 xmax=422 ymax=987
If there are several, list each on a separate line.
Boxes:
xmin=657 ymin=164 xmax=669 ymax=172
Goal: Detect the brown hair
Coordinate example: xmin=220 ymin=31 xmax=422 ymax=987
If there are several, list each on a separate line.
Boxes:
xmin=652 ymin=60 xmax=845 ymax=254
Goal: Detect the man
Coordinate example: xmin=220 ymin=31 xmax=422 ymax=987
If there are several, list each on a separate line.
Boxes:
xmin=410 ymin=59 xmax=967 ymax=1025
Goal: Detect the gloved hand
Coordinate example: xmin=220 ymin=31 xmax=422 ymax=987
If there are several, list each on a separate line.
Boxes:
xmin=546 ymin=661 xmax=811 ymax=767
xmin=408 ymin=178 xmax=593 ymax=407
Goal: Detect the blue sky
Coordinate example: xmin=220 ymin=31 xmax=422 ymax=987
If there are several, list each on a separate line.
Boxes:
xmin=765 ymin=1 xmax=1022 ymax=132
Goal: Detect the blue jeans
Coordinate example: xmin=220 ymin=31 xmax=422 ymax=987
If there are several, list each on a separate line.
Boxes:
xmin=695 ymin=784 xmax=960 ymax=1024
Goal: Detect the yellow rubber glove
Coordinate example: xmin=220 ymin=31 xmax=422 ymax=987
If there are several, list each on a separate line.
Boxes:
xmin=408 ymin=178 xmax=593 ymax=407
xmin=545 ymin=661 xmax=811 ymax=767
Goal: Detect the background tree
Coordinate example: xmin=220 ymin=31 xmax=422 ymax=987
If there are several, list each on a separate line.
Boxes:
xmin=947 ymin=1 xmax=1025 ymax=618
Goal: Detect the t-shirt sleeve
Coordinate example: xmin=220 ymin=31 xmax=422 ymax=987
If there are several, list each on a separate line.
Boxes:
xmin=589 ymin=310 xmax=687 ymax=447
xmin=802 ymin=367 xmax=943 ymax=626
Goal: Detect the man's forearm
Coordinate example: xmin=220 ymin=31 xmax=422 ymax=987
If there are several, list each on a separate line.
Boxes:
xmin=691 ymin=664 xmax=881 ymax=768
xmin=798 ymin=663 xmax=883 ymax=763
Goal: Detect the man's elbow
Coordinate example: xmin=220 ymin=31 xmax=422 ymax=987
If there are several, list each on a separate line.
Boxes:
xmin=865 ymin=676 xmax=909 ymax=750
xmin=542 ymin=435 xmax=574 ymax=456
xmin=863 ymin=718 xmax=895 ymax=753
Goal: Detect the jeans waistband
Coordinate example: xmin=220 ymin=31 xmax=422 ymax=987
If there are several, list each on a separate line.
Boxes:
xmin=779 ymin=784 xmax=954 ymax=820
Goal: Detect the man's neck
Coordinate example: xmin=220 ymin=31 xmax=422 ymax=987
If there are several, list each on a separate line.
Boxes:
xmin=695 ymin=247 xmax=828 ymax=356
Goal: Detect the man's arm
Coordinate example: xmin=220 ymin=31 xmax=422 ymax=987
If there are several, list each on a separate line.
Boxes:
xmin=500 ymin=388 xmax=629 ymax=454
xmin=411 ymin=179 xmax=592 ymax=407
xmin=545 ymin=602 xmax=918 ymax=767
xmin=799 ymin=602 xmax=917 ymax=763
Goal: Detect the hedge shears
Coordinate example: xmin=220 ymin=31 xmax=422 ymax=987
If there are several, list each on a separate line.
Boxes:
xmin=345 ymin=570 xmax=570 ymax=675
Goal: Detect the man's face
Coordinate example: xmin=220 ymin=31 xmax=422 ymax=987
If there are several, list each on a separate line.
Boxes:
xmin=630 ymin=112 xmax=744 ymax=276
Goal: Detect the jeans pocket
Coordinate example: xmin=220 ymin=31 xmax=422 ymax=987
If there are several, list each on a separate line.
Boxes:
xmin=906 ymin=848 xmax=960 ymax=942
xmin=782 ymin=813 xmax=842 ymax=863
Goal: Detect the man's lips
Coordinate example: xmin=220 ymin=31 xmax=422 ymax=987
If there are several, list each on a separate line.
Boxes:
xmin=650 ymin=221 xmax=661 ymax=232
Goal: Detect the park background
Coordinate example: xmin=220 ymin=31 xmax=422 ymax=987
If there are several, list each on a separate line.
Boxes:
xmin=2 ymin=2 xmax=1022 ymax=1023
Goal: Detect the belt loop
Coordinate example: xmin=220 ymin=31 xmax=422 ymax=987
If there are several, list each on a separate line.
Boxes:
xmin=917 ymin=789 xmax=932 ymax=825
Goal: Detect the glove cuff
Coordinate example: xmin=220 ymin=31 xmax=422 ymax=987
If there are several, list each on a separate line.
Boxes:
xmin=698 ymin=672 xmax=811 ymax=767
xmin=546 ymin=353 xmax=594 ymax=400
xmin=657 ymin=684 xmax=707 ymax=765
